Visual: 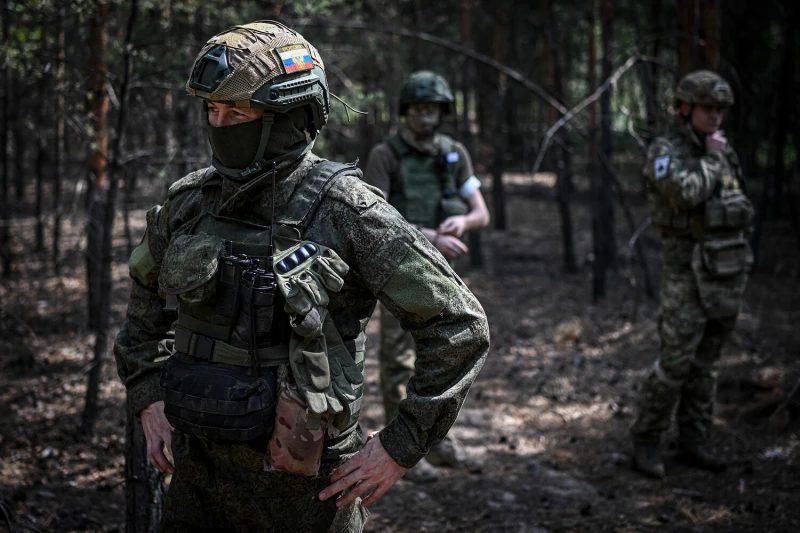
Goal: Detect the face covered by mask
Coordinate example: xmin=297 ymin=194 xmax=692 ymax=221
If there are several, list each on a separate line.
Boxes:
xmin=207 ymin=107 xmax=311 ymax=175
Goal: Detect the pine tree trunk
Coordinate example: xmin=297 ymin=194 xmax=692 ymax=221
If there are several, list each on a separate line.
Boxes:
xmin=542 ymin=0 xmax=577 ymax=273
xmin=35 ymin=23 xmax=48 ymax=253
xmin=587 ymin=0 xmax=602 ymax=301
xmin=1 ymin=5 xmax=12 ymax=278
xmin=490 ymin=0 xmax=510 ymax=231
xmin=677 ymin=0 xmax=698 ymax=75
xmin=14 ymin=123 xmax=25 ymax=203
xmin=700 ymin=0 xmax=720 ymax=71
xmin=83 ymin=1 xmax=111 ymax=434
xmin=599 ymin=0 xmax=616 ymax=274
xmin=53 ymin=6 xmax=66 ymax=275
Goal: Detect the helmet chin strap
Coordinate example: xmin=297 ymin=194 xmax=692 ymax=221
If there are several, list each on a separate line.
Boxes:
xmin=210 ymin=110 xmax=317 ymax=180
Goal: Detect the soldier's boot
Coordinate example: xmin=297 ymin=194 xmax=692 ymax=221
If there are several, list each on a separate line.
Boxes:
xmin=403 ymin=457 xmax=440 ymax=483
xmin=425 ymin=435 xmax=483 ymax=474
xmin=675 ymin=442 xmax=727 ymax=472
xmin=632 ymin=440 xmax=666 ymax=479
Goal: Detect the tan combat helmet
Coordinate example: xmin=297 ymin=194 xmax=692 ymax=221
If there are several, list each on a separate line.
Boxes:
xmin=187 ymin=21 xmax=330 ymax=178
xmin=674 ymin=70 xmax=735 ymax=108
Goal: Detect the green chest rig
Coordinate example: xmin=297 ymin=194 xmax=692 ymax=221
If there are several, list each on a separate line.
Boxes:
xmin=385 ymin=133 xmax=468 ymax=228
xmin=159 ymin=161 xmax=365 ymax=442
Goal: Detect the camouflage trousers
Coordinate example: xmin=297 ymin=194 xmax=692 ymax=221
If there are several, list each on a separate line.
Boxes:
xmin=161 ymin=427 xmax=369 ymax=533
xmin=378 ymin=303 xmax=416 ymax=423
xmin=632 ymin=237 xmax=738 ymax=444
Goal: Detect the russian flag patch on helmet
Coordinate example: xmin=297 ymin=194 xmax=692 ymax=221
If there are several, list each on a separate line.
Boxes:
xmin=277 ymin=44 xmax=313 ymax=73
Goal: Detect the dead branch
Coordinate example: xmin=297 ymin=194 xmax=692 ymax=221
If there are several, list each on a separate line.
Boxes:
xmin=770 ymin=375 xmax=800 ymax=428
xmin=619 ymin=104 xmax=648 ymax=153
xmin=0 ymin=499 xmax=11 ymax=533
xmin=286 ymin=18 xmax=571 ymax=118
xmin=532 ymin=54 xmax=661 ymax=176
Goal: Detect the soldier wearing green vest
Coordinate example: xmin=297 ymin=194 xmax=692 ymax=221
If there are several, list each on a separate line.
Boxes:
xmin=114 ymin=23 xmax=489 ymax=532
xmin=363 ymin=71 xmax=490 ymax=481
xmin=631 ymin=70 xmax=754 ymax=479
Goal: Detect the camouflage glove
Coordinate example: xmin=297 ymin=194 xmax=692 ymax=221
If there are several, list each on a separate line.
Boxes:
xmin=273 ymin=239 xmax=349 ymax=316
xmin=287 ymin=307 xmax=343 ymax=417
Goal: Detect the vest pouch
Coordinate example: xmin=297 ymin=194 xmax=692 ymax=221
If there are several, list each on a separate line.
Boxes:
xmin=699 ymin=236 xmax=753 ymax=277
xmin=159 ymin=233 xmax=225 ymax=304
xmin=691 ymin=239 xmax=751 ymax=319
xmin=440 ymin=195 xmax=469 ymax=218
xmin=266 ymin=370 xmax=325 ymax=477
xmin=705 ymin=192 xmax=755 ymax=231
xmin=159 ymin=355 xmax=278 ymax=442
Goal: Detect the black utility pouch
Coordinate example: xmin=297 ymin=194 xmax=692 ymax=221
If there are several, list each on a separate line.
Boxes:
xmin=159 ymin=355 xmax=278 ymax=442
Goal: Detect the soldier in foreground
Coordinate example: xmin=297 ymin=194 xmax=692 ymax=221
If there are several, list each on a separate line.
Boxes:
xmin=114 ymin=22 xmax=489 ymax=531
xmin=363 ymin=71 xmax=490 ymax=482
xmin=631 ymin=70 xmax=754 ymax=479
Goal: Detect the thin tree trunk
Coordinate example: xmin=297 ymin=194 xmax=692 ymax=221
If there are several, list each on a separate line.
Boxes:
xmin=490 ymin=0 xmax=510 ymax=231
xmin=53 ymin=6 xmax=65 ymax=275
xmin=542 ymin=0 xmax=577 ymax=272
xmin=123 ymin=165 xmax=134 ymax=257
xmin=35 ymin=23 xmax=48 ymax=253
xmin=36 ymin=140 xmax=45 ymax=252
xmin=83 ymin=2 xmax=111 ymax=434
xmin=700 ymin=0 xmax=720 ymax=71
xmin=598 ymin=0 xmax=616 ymax=282
xmin=84 ymin=0 xmax=140 ymax=438
xmin=677 ymin=0 xmax=698 ymax=76
xmin=14 ymin=123 xmax=25 ymax=203
xmin=587 ymin=0 xmax=602 ymax=301
xmin=460 ymin=0 xmax=483 ymax=268
xmin=752 ymin=8 xmax=794 ymax=264
xmin=1 ymin=3 xmax=12 ymax=278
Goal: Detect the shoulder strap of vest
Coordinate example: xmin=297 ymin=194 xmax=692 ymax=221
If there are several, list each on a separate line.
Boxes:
xmin=437 ymin=134 xmax=455 ymax=155
xmin=275 ymin=160 xmax=358 ymax=232
xmin=435 ymin=135 xmax=459 ymax=193
xmin=384 ymin=134 xmax=409 ymax=159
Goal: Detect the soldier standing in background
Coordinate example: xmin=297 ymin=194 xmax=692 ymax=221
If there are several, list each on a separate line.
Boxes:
xmin=363 ymin=71 xmax=490 ymax=482
xmin=114 ymin=23 xmax=489 ymax=531
xmin=631 ymin=70 xmax=754 ymax=479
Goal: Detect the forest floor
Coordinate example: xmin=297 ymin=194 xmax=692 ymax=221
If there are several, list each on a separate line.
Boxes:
xmin=1 ymin=171 xmax=799 ymax=533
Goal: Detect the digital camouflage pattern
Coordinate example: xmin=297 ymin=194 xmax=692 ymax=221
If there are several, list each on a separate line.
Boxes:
xmin=674 ymin=69 xmax=734 ymax=108
xmin=377 ymin=304 xmax=416 ymax=423
xmin=632 ymin=121 xmax=752 ymax=445
xmin=114 ymin=152 xmax=490 ymax=531
xmin=631 ymin=237 xmax=738 ymax=443
xmin=163 ymin=426 xmax=368 ymax=533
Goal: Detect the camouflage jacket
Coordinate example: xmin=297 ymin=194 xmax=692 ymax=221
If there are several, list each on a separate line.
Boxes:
xmin=114 ymin=153 xmax=490 ymax=468
xmin=645 ymin=123 xmax=747 ymax=236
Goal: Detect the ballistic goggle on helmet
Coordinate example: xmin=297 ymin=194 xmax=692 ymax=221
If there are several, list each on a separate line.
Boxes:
xmin=187 ymin=21 xmax=330 ymax=178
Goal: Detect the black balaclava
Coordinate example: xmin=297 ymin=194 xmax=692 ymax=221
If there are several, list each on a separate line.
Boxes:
xmin=207 ymin=107 xmax=311 ymax=179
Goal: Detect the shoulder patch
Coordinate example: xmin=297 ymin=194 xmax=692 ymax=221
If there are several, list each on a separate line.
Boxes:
xmin=167 ymin=167 xmax=213 ymax=199
xmin=653 ymin=155 xmax=671 ymax=180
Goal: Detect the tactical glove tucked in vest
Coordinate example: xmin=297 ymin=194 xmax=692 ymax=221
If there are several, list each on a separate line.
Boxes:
xmin=272 ymin=232 xmax=363 ymax=423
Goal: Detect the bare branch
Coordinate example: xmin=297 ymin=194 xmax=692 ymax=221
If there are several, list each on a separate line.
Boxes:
xmin=531 ymin=54 xmax=661 ymax=176
xmin=286 ymin=18 xmax=570 ymax=117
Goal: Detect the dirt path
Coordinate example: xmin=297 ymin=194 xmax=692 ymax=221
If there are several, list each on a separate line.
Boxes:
xmin=1 ymin=181 xmax=798 ymax=532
